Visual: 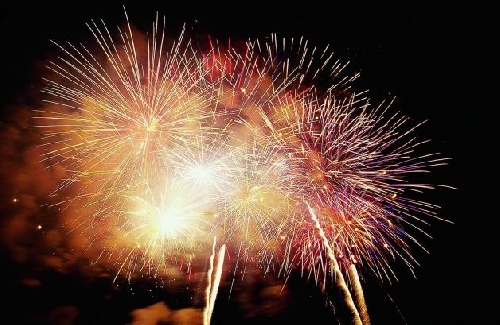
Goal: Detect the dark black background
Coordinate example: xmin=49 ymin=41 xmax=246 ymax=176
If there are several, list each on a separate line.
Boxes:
xmin=0 ymin=1 xmax=486 ymax=324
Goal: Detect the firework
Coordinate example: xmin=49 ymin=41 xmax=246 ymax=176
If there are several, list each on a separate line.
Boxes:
xmin=204 ymin=237 xmax=226 ymax=325
xmin=306 ymin=202 xmax=363 ymax=324
xmin=285 ymin=89 xmax=450 ymax=283
xmin=348 ymin=264 xmax=371 ymax=325
xmin=34 ymin=8 xmax=450 ymax=324
xmin=33 ymin=11 xmax=229 ymax=275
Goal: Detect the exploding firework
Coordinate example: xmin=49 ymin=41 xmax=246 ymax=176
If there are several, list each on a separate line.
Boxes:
xmin=286 ymin=90 xmax=450 ymax=283
xmin=33 ymin=12 xmax=229 ymax=275
xmin=34 ymin=7 xmax=450 ymax=324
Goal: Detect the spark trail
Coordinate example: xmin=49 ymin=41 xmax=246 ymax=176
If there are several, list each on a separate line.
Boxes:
xmin=306 ymin=202 xmax=363 ymax=325
xmin=348 ymin=264 xmax=371 ymax=325
xmin=204 ymin=237 xmax=226 ymax=325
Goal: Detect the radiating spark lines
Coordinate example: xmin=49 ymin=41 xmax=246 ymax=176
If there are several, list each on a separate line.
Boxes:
xmin=34 ymin=8 xmax=450 ymax=324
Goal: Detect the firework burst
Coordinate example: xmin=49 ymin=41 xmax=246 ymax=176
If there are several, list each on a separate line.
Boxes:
xmin=34 ymin=12 xmax=219 ymax=214
xmin=33 ymin=12 xmax=228 ymax=272
xmin=286 ymin=90 xmax=450 ymax=283
xmin=34 ymin=8 xmax=451 ymax=324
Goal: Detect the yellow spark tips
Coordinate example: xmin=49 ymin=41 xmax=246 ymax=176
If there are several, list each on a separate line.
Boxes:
xmin=122 ymin=178 xmax=211 ymax=263
xmin=146 ymin=118 xmax=159 ymax=133
xmin=138 ymin=200 xmax=191 ymax=240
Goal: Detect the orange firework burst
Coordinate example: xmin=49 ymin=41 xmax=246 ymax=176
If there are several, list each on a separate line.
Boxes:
xmin=34 ymin=7 xmax=451 ymax=324
xmin=34 ymin=12 xmax=228 ymax=275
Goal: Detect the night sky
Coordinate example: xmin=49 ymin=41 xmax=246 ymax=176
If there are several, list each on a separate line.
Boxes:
xmin=0 ymin=1 xmax=486 ymax=324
